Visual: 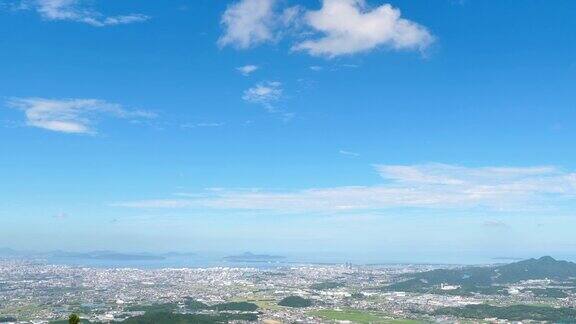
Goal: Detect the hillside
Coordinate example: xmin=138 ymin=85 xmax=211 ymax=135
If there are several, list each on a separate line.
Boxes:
xmin=386 ymin=256 xmax=576 ymax=294
xmin=434 ymin=304 xmax=576 ymax=322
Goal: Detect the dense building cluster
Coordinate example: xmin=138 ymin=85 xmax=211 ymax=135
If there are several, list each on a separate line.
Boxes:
xmin=0 ymin=259 xmax=575 ymax=323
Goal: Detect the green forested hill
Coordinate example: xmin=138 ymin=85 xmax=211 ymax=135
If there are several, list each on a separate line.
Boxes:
xmin=434 ymin=304 xmax=576 ymax=322
xmin=386 ymin=256 xmax=576 ymax=294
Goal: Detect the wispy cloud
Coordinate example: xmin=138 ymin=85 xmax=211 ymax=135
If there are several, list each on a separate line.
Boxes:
xmin=182 ymin=122 xmax=225 ymax=128
xmin=339 ymin=149 xmax=359 ymax=157
xmin=242 ymin=81 xmax=283 ymax=112
xmin=483 ymin=220 xmax=509 ymax=229
xmin=236 ymin=65 xmax=259 ymax=76
xmin=113 ymin=164 xmax=576 ymax=213
xmin=52 ymin=212 xmax=69 ymax=220
xmin=219 ymin=0 xmax=433 ymax=58
xmin=19 ymin=0 xmax=149 ymax=26
xmin=6 ymin=97 xmax=156 ymax=134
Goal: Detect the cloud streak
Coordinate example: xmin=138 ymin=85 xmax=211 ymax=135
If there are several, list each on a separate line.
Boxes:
xmin=483 ymin=220 xmax=510 ymax=229
xmin=7 ymin=97 xmax=155 ymax=134
xmin=339 ymin=149 xmax=360 ymax=157
xmin=242 ymin=81 xmax=283 ymax=111
xmin=182 ymin=122 xmax=225 ymax=128
xmin=113 ymin=164 xmax=576 ymax=213
xmin=236 ymin=65 xmax=259 ymax=76
xmin=20 ymin=0 xmax=149 ymax=26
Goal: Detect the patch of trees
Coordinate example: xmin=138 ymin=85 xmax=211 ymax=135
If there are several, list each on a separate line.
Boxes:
xmin=278 ymin=296 xmax=312 ymax=308
xmin=122 ymin=312 xmax=257 ymax=323
xmin=128 ymin=300 xmax=259 ymax=313
xmin=310 ymin=282 xmax=344 ymax=290
xmin=434 ymin=304 xmax=576 ymax=322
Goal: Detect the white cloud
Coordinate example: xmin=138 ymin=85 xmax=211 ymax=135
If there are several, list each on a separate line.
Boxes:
xmin=53 ymin=212 xmax=69 ymax=220
xmin=21 ymin=0 xmax=149 ymax=26
xmin=113 ymin=164 xmax=576 ymax=213
xmin=7 ymin=97 xmax=155 ymax=134
xmin=339 ymin=149 xmax=359 ymax=157
xmin=182 ymin=122 xmax=225 ymax=128
xmin=293 ymin=0 xmax=434 ymax=57
xmin=195 ymin=122 xmax=224 ymax=127
xmin=236 ymin=65 xmax=259 ymax=76
xmin=218 ymin=0 xmax=277 ymax=48
xmin=242 ymin=81 xmax=282 ymax=111
xmin=483 ymin=220 xmax=509 ymax=229
xmin=218 ymin=0 xmax=433 ymax=58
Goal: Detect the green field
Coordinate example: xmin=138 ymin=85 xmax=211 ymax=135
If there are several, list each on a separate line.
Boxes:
xmin=310 ymin=309 xmax=422 ymax=324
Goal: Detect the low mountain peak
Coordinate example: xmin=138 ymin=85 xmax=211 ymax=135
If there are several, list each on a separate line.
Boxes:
xmin=537 ymin=256 xmax=557 ymax=262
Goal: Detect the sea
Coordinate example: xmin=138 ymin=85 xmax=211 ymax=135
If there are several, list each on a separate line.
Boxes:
xmin=37 ymin=253 xmax=576 ymax=269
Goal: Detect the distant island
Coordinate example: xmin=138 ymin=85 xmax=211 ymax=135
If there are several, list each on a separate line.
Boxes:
xmin=54 ymin=251 xmax=167 ymax=261
xmin=223 ymin=252 xmax=286 ymax=263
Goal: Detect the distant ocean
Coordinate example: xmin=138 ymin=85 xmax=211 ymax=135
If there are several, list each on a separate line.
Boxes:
xmin=14 ymin=252 xmax=576 ymax=269
xmin=44 ymin=255 xmax=289 ymax=269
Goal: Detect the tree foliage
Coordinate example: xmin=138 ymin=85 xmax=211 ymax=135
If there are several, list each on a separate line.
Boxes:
xmin=278 ymin=296 xmax=312 ymax=308
xmin=68 ymin=314 xmax=81 ymax=324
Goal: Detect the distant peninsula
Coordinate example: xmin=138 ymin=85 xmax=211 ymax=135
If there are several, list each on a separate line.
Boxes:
xmin=54 ymin=251 xmax=167 ymax=261
xmin=0 ymin=248 xmax=196 ymax=261
xmin=223 ymin=252 xmax=286 ymax=262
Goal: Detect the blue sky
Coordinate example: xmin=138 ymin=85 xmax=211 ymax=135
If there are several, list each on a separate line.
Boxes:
xmin=1 ymin=0 xmax=576 ymax=262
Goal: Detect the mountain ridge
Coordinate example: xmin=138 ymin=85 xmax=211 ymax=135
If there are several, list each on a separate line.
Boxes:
xmin=386 ymin=256 xmax=576 ymax=294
